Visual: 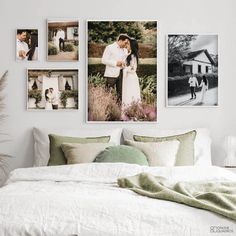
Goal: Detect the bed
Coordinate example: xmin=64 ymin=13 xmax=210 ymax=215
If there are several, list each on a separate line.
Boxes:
xmin=0 ymin=127 xmax=235 ymax=235
xmin=0 ymin=163 xmax=236 ymax=236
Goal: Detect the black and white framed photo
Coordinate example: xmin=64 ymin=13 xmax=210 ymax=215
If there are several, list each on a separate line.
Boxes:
xmin=167 ymin=34 xmax=218 ymax=107
xmin=16 ymin=29 xmax=38 ymax=61
xmin=27 ymin=69 xmax=79 ymax=110
xmin=87 ymin=20 xmax=157 ymax=122
xmin=47 ymin=19 xmax=79 ymax=61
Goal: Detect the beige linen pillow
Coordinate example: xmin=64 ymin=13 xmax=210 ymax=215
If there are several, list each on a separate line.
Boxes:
xmin=125 ymin=140 xmax=180 ymax=166
xmin=61 ymin=142 xmax=114 ymax=164
xmin=48 ymin=134 xmax=110 ymax=166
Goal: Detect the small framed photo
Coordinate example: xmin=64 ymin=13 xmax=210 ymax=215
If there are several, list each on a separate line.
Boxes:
xmin=87 ymin=20 xmax=157 ymax=122
xmin=16 ymin=29 xmax=38 ymax=61
xmin=27 ymin=69 xmax=79 ymax=111
xmin=167 ymin=34 xmax=218 ymax=107
xmin=47 ymin=19 xmax=79 ymax=61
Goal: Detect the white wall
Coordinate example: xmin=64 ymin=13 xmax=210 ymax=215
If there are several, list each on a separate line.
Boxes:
xmin=0 ymin=0 xmax=236 ymax=169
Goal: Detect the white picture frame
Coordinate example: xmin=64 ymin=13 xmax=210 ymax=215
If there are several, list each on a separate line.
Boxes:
xmin=46 ymin=18 xmax=79 ymax=62
xmin=27 ymin=68 xmax=79 ymax=111
xmin=86 ymin=20 xmax=158 ymax=123
xmin=166 ymin=33 xmax=219 ymax=108
xmin=16 ymin=29 xmax=39 ymax=62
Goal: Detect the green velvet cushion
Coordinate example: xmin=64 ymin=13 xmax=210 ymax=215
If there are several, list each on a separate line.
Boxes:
xmin=95 ymin=145 xmax=149 ymax=166
xmin=48 ymin=134 xmax=110 ymax=166
xmin=133 ymin=130 xmax=197 ymax=166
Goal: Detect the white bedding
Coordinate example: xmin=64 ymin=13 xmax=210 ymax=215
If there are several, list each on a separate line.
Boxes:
xmin=0 ymin=163 xmax=235 ymax=236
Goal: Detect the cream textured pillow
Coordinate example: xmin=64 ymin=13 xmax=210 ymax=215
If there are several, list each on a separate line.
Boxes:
xmin=133 ymin=130 xmax=196 ymax=166
xmin=125 ymin=140 xmax=180 ymax=166
xmin=61 ymin=143 xmax=114 ymax=164
xmin=123 ymin=128 xmax=211 ymax=166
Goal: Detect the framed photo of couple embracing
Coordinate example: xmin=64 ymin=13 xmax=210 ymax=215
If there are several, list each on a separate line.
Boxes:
xmin=87 ymin=20 xmax=157 ymax=122
xmin=27 ymin=69 xmax=79 ymax=111
xmin=16 ymin=29 xmax=39 ymax=61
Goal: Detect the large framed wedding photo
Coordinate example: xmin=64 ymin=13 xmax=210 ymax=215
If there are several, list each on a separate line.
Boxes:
xmin=27 ymin=69 xmax=79 ymax=111
xmin=167 ymin=34 xmax=218 ymax=107
xmin=16 ymin=29 xmax=38 ymax=61
xmin=47 ymin=19 xmax=79 ymax=61
xmin=87 ymin=20 xmax=157 ymax=122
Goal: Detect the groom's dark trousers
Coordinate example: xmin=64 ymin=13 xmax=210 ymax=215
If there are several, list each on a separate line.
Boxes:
xmin=59 ymin=38 xmax=65 ymax=51
xmin=105 ymin=69 xmax=123 ymax=102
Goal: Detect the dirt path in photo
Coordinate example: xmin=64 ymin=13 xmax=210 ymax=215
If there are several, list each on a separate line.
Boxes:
xmin=168 ymin=87 xmax=218 ymax=106
xmin=48 ymin=51 xmax=78 ymax=61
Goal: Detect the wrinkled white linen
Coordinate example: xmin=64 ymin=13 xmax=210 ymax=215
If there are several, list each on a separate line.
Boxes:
xmin=0 ymin=163 xmax=236 ymax=236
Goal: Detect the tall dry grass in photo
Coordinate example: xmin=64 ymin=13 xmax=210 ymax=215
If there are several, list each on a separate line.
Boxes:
xmin=0 ymin=71 xmax=10 ymax=186
xmin=88 ymin=74 xmax=157 ymax=122
xmin=122 ymin=101 xmax=157 ymax=122
xmin=88 ymin=83 xmax=121 ymax=121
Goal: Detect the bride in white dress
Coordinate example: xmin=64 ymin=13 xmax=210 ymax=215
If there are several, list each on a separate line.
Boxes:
xmin=52 ymin=32 xmax=59 ymax=51
xmin=199 ymin=75 xmax=208 ymax=104
xmin=45 ymin=89 xmax=53 ymax=110
xmin=122 ymin=39 xmax=141 ymax=109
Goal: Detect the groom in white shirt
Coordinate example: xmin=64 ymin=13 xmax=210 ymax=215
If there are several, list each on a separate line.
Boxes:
xmin=16 ymin=30 xmax=29 ymax=61
xmin=56 ymin=29 xmax=65 ymax=52
xmin=101 ymin=34 xmax=130 ymax=101
xmin=188 ymin=73 xmax=199 ymax=99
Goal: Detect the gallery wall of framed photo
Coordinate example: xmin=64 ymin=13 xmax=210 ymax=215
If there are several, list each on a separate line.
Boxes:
xmin=16 ymin=18 xmax=219 ymax=123
xmin=2 ymin=0 xmax=235 ymax=170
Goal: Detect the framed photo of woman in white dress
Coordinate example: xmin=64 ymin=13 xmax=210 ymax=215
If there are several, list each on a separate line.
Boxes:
xmin=87 ymin=20 xmax=157 ymax=122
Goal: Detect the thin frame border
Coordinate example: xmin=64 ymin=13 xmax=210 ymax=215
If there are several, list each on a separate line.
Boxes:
xmin=86 ymin=19 xmax=158 ymax=123
xmin=46 ymin=18 xmax=80 ymax=62
xmin=165 ymin=33 xmax=219 ymax=108
xmin=26 ymin=68 xmax=80 ymax=111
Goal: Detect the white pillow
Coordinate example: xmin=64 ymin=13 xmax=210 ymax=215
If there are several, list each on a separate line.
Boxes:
xmin=125 ymin=140 xmax=180 ymax=166
xmin=123 ymin=128 xmax=212 ymax=166
xmin=33 ymin=127 xmax=122 ymax=167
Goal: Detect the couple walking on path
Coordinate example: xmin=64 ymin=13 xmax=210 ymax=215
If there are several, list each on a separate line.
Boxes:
xmin=188 ymin=74 xmax=208 ymax=104
xmin=168 ymin=73 xmax=217 ymax=106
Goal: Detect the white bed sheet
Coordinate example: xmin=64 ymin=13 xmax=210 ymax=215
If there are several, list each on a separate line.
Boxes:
xmin=0 ymin=163 xmax=235 ymax=236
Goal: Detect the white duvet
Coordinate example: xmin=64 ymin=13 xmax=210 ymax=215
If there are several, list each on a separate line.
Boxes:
xmin=0 ymin=163 xmax=236 ymax=236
